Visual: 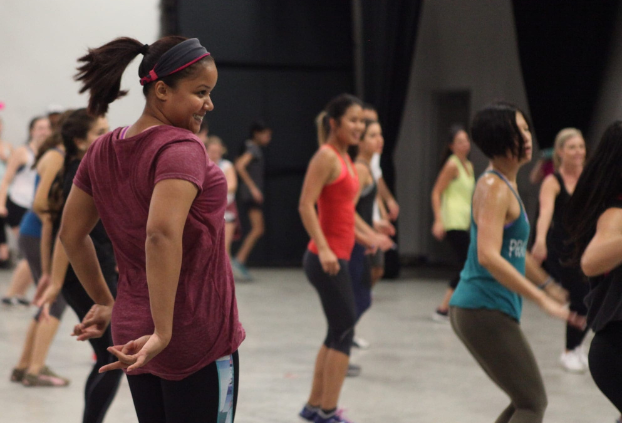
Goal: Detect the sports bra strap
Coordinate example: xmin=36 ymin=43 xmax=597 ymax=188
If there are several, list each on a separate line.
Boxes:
xmin=486 ymin=170 xmax=525 ymax=214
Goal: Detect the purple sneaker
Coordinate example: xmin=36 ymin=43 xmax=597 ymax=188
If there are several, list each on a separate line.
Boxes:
xmin=299 ymin=404 xmax=319 ymax=421
xmin=314 ymin=409 xmax=355 ymax=423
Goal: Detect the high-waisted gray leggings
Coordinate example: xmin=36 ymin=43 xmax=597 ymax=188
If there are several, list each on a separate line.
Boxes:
xmin=450 ymin=307 xmax=547 ymax=423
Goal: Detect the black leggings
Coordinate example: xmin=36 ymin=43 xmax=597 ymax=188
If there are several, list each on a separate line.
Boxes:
xmin=127 ymin=351 xmax=240 ymax=423
xmin=349 ymin=243 xmax=372 ymax=321
xmin=62 ymin=276 xmax=122 ymax=423
xmin=546 ymin=252 xmax=589 ymax=350
xmin=446 ymin=230 xmax=470 ymax=290
xmin=589 ymin=321 xmax=622 ymax=412
xmin=304 ymin=250 xmax=356 ymax=356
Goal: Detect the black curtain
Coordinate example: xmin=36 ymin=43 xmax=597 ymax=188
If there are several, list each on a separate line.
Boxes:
xmin=360 ymin=0 xmax=423 ymax=278
xmin=512 ymin=1 xmax=619 ymax=149
xmin=176 ymin=0 xmax=354 ymax=266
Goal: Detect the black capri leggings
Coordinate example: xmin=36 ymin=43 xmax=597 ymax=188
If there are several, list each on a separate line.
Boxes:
xmin=447 ymin=230 xmax=470 ymax=290
xmin=127 ymin=351 xmax=240 ymax=423
xmin=62 ymin=271 xmax=122 ymax=423
xmin=304 ymin=250 xmax=357 ymax=356
xmin=589 ymin=321 xmax=622 ymax=412
xmin=546 ymin=252 xmax=589 ymax=350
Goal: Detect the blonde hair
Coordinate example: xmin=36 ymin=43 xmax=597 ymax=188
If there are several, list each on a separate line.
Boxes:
xmin=206 ymin=135 xmax=227 ymax=155
xmin=553 ymin=128 xmax=583 ymax=169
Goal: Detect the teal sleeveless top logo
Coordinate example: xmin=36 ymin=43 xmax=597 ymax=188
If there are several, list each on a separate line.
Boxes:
xmin=449 ymin=170 xmax=530 ymax=322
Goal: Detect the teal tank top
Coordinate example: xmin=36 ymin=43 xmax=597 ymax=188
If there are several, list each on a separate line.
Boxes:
xmin=449 ymin=170 xmax=530 ymax=321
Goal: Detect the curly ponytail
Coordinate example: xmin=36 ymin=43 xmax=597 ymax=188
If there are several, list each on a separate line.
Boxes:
xmin=75 ymin=37 xmax=145 ymax=115
xmin=76 ymin=35 xmax=213 ymax=116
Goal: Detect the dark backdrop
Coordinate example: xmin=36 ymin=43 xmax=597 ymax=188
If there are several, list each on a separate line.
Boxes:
xmin=178 ymin=0 xmax=354 ymax=265
xmin=513 ymin=0 xmax=619 ymax=149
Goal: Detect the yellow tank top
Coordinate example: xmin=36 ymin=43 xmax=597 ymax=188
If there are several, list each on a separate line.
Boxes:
xmin=441 ymin=155 xmax=475 ymax=231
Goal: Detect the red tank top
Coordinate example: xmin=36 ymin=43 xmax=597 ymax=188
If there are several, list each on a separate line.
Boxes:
xmin=308 ymin=144 xmax=360 ymax=260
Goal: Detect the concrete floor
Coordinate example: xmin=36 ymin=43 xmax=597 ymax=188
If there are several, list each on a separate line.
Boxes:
xmin=0 ymin=268 xmax=616 ymax=423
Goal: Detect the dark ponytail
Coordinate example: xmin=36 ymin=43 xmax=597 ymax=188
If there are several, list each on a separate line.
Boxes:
xmin=76 ymin=35 xmax=213 ymax=116
xmin=316 ymin=93 xmax=362 ymax=147
xmin=47 ymin=109 xmax=98 ymax=221
xmin=34 ymin=110 xmax=74 ymax=167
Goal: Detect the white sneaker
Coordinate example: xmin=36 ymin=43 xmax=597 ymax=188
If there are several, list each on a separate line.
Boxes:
xmin=560 ymin=349 xmax=588 ymax=373
xmin=352 ymin=336 xmax=370 ymax=350
xmin=432 ymin=309 xmax=450 ymax=323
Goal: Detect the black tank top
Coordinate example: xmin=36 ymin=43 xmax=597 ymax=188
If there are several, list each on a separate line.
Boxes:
xmin=355 ymin=159 xmax=377 ymax=226
xmin=547 ymin=173 xmax=572 ymax=256
xmin=585 ymin=195 xmax=622 ymax=332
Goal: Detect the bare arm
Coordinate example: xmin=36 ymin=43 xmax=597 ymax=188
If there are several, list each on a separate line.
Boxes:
xmin=529 ymin=159 xmax=545 ymax=185
xmin=224 ymin=164 xmax=237 ymax=194
xmin=235 ymin=152 xmax=259 ymax=193
xmin=377 ymin=176 xmax=399 ymax=220
xmin=431 ymin=160 xmax=458 ymax=240
xmin=531 ymin=175 xmax=559 ymax=263
xmin=299 ymin=148 xmax=340 ymax=274
xmin=34 ymin=151 xmax=64 ymax=277
xmin=144 ymin=179 xmax=197 ymax=342
xmin=582 ymin=208 xmax=622 ymax=277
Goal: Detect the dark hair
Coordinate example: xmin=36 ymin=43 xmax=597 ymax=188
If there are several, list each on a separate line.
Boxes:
xmin=439 ymin=124 xmax=468 ymax=167
xmin=565 ymin=121 xmax=622 ymax=266
xmin=362 ymin=102 xmax=376 ymax=112
xmin=34 ymin=110 xmax=74 ymax=166
xmin=316 ymin=93 xmax=362 ymax=146
xmin=470 ymin=102 xmax=529 ymax=160
xmin=47 ymin=109 xmax=99 ymax=220
xmin=27 ymin=116 xmax=48 ymax=142
xmin=249 ymin=120 xmax=270 ymax=139
xmin=75 ymin=36 xmax=214 ymax=116
xmin=348 ymin=119 xmax=378 ymax=159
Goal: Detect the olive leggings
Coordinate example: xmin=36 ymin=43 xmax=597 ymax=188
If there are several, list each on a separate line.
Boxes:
xmin=450 ymin=307 xmax=547 ymax=423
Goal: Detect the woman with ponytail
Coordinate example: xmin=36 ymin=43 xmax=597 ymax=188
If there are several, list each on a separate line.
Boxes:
xmin=59 ymin=36 xmax=244 ymax=423
xmin=36 ymin=108 xmax=122 ymax=422
xmin=298 ymin=94 xmax=392 ymax=423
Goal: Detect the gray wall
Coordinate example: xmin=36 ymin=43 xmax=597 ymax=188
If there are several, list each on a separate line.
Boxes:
xmin=394 ymin=0 xmax=535 ymax=260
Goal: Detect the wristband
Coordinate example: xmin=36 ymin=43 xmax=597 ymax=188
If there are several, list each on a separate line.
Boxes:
xmin=538 ymin=276 xmax=553 ymax=290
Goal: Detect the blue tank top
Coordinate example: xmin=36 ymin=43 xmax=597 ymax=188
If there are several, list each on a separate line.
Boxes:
xmin=449 ymin=170 xmax=530 ymax=322
xmin=19 ymin=174 xmax=42 ymax=238
xmin=19 ymin=148 xmax=65 ymax=239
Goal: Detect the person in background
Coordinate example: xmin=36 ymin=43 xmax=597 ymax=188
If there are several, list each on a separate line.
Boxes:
xmin=0 ymin=116 xmax=14 ymax=266
xmin=233 ymin=120 xmax=272 ymax=280
xmin=529 ymin=147 xmax=555 ymax=186
xmin=430 ymin=125 xmax=474 ymax=322
xmin=0 ymin=116 xmax=50 ymax=307
xmin=206 ymin=135 xmax=239 ymax=260
xmin=47 ymin=104 xmax=65 ymax=131
xmin=36 ymin=108 xmax=122 ymax=422
xmin=361 ymin=103 xmax=398 ymax=287
xmin=532 ymin=128 xmax=589 ymax=373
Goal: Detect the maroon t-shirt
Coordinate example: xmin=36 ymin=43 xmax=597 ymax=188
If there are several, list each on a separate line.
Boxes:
xmin=74 ymin=126 xmax=245 ymax=381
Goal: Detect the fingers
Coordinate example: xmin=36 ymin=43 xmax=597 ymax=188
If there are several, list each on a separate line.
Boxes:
xmin=127 ymin=354 xmax=147 ymax=372
xmin=99 ymin=360 xmax=128 ymax=373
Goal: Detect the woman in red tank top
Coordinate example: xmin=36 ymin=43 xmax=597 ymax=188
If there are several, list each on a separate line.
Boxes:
xmin=298 ymin=94 xmax=391 ymax=423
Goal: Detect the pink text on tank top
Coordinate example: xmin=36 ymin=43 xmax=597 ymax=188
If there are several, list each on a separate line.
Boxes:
xmin=73 ymin=126 xmax=245 ymax=381
xmin=308 ymin=144 xmax=360 ymax=260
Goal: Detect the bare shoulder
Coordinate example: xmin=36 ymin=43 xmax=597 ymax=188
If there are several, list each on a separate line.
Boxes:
xmin=474 ymin=173 xmax=511 ymax=206
xmin=541 ymin=174 xmax=560 ymax=192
